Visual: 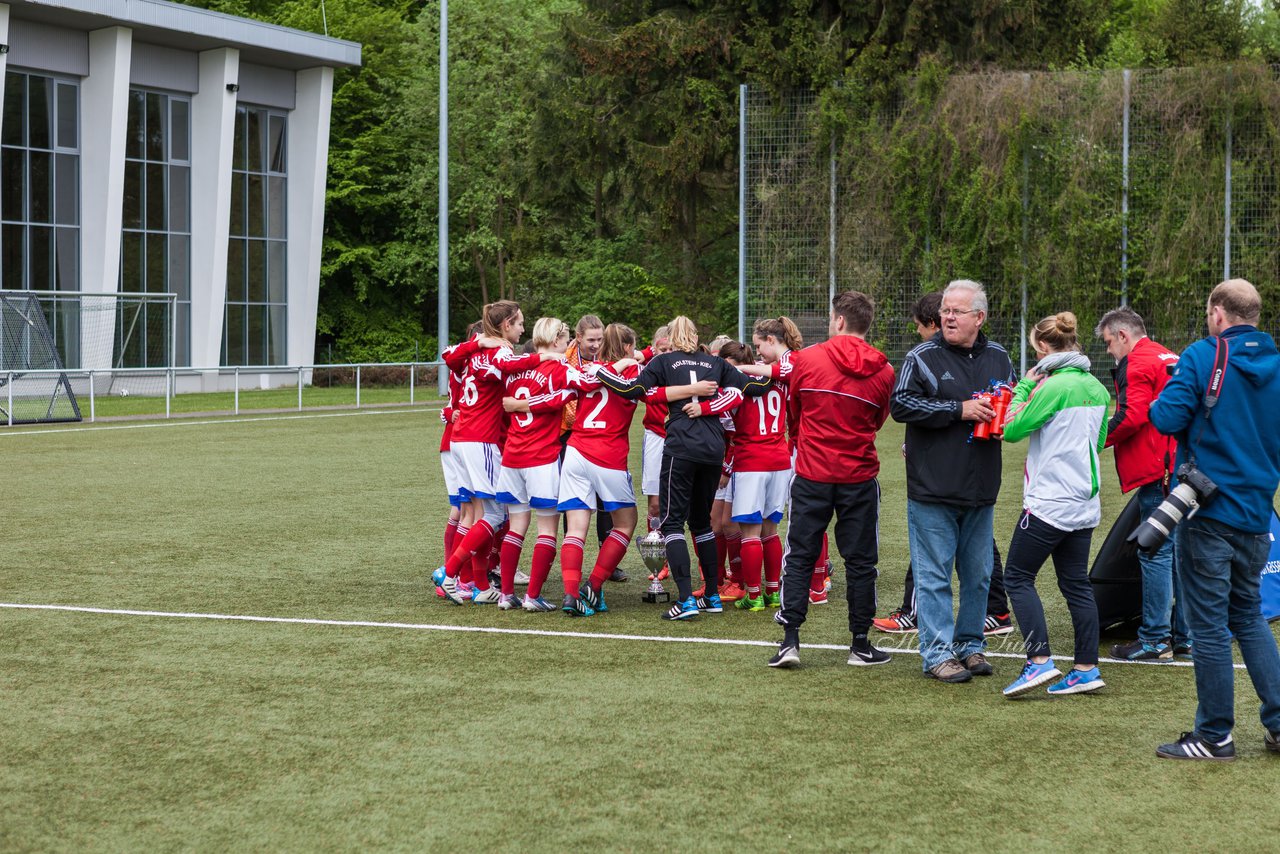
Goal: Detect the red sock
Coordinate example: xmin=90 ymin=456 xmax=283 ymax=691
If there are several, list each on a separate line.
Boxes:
xmin=560 ymin=536 xmax=585 ymax=597
xmin=763 ymin=534 xmax=782 ymax=592
xmin=499 ymin=530 xmax=525 ymax=595
xmin=529 ymin=534 xmax=557 ymax=599
xmin=445 ymin=520 xmax=493 ymax=579
xmin=715 ymin=532 xmax=727 ymax=582
xmin=460 ymin=563 xmax=474 ymax=585
xmin=589 ymin=530 xmax=631 ymax=590
xmin=726 ymin=532 xmax=742 ymax=583
xmin=740 ymin=536 xmax=763 ymax=596
xmin=444 ymin=517 xmax=459 ymax=560
xmin=450 ymin=524 xmax=469 ymax=573
xmin=811 ymin=533 xmax=830 ymax=592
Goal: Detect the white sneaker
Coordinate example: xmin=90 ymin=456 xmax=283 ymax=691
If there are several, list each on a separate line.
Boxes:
xmin=498 ymin=592 xmax=521 ymax=610
xmin=522 ymin=594 xmax=556 ymax=612
xmin=472 ymin=587 xmax=501 ymax=605
xmin=440 ymin=576 xmax=470 ymax=606
xmin=514 ymin=570 xmax=531 ymax=585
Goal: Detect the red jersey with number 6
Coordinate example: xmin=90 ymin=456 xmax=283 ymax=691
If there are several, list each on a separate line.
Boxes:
xmin=451 ymin=347 xmax=542 ymax=445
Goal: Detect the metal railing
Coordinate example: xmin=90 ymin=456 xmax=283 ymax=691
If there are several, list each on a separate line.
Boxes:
xmin=2 ymin=361 xmax=448 ymax=426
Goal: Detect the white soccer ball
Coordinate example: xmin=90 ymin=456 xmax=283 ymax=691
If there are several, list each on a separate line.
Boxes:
xmin=118 ymin=388 xmax=130 ymax=397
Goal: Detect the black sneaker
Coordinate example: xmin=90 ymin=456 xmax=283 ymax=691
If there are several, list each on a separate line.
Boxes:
xmin=1156 ymin=732 xmax=1235 ymax=761
xmin=983 ymin=612 xmax=1014 ymax=636
xmin=561 ymin=594 xmax=595 ymax=618
xmin=1266 ymin=730 xmax=1280 ymax=754
xmin=1173 ymin=641 xmax=1193 ymax=660
xmin=1110 ymin=638 xmax=1173 ymax=661
xmin=579 ymin=584 xmax=607 ymax=613
xmin=608 ymin=567 xmax=629 ymax=583
xmin=769 ymin=641 xmax=800 ymax=668
xmin=847 ymin=643 xmax=891 ymax=666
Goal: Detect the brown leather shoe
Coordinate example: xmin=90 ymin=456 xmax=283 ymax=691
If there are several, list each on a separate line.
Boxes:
xmin=927 ymin=658 xmax=973 ymax=683
xmin=963 ymin=653 xmax=994 ymax=676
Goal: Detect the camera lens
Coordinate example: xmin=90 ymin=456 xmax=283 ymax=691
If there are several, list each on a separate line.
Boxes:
xmin=1130 ymin=484 xmax=1199 ymax=552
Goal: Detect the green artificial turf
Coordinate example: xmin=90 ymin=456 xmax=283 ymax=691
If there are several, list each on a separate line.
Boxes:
xmin=3 ymin=411 xmax=1278 ymax=852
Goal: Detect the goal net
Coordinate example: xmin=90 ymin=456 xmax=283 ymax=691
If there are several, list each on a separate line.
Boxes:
xmin=0 ymin=292 xmax=81 ymax=424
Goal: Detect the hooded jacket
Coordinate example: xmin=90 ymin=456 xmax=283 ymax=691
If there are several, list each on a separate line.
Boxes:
xmin=1002 ymin=352 xmax=1110 ymax=531
xmin=891 ymin=331 xmax=1016 ymax=506
xmin=787 ymin=335 xmax=894 ymax=484
xmin=1149 ymin=324 xmax=1280 ymax=534
xmin=1106 ymin=336 xmax=1180 ymax=492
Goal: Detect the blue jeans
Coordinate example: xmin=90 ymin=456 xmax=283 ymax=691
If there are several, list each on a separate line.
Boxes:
xmin=908 ymin=500 xmax=994 ymax=671
xmin=1135 ymin=481 xmax=1190 ymax=645
xmin=1176 ymin=516 xmax=1280 ymax=743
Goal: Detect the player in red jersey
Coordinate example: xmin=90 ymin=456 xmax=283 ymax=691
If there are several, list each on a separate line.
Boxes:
xmin=493 ymin=317 xmax=574 ymax=612
xmin=549 ymin=324 xmax=713 ymax=617
xmin=436 ymin=301 xmax=565 ymax=605
xmin=738 ymin=316 xmax=833 ymax=605
xmin=686 ymin=341 xmax=792 ymax=611
xmin=434 ymin=322 xmax=487 ymax=598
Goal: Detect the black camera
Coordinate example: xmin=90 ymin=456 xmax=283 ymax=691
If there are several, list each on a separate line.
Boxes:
xmin=1127 ymin=463 xmax=1219 ymax=553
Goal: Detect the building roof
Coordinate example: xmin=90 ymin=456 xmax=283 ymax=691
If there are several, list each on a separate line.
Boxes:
xmin=8 ymin=0 xmax=362 ymax=69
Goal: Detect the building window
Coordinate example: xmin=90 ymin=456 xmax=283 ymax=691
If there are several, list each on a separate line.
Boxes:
xmin=1 ymin=69 xmax=80 ymax=364
xmin=223 ymin=104 xmax=287 ymax=366
xmin=120 ymin=88 xmax=191 ymax=367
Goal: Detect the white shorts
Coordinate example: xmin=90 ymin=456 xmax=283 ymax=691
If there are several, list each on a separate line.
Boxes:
xmin=641 ymin=430 xmax=665 ymax=496
xmin=497 ymin=462 xmax=561 ymax=513
xmin=451 ymin=441 xmax=501 ymax=500
xmin=441 ymin=449 xmax=463 ymax=507
xmin=731 ymin=468 xmax=791 ymax=524
xmin=557 ymin=445 xmax=635 ymax=512
xmin=714 ymin=476 xmax=735 ymax=503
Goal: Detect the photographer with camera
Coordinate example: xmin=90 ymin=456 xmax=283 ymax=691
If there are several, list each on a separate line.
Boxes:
xmin=1095 ymin=307 xmax=1191 ymax=661
xmin=1148 ymin=278 xmax=1280 ymax=761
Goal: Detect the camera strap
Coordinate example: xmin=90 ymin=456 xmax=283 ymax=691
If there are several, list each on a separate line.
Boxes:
xmin=1188 ymin=336 xmax=1230 ymax=466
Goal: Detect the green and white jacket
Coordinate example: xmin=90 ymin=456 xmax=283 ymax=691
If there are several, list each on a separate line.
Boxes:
xmin=1002 ymin=351 xmax=1110 ymax=532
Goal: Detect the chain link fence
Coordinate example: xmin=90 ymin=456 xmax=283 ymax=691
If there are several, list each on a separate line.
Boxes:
xmin=743 ymin=65 xmax=1280 ymax=382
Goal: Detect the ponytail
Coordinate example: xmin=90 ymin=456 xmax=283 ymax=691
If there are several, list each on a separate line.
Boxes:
xmin=753 ymin=316 xmax=803 ymax=351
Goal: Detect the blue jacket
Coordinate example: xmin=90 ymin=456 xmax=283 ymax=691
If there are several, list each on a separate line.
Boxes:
xmin=1149 ymin=325 xmax=1280 ymax=533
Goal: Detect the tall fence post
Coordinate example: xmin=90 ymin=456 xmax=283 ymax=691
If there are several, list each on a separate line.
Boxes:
xmin=829 ymin=136 xmax=837 ymax=305
xmin=410 ymin=363 xmax=415 ymax=405
xmin=88 ymin=370 xmax=95 ymax=423
xmin=1121 ymin=69 xmax=1131 ymax=306
xmin=234 ymin=367 xmax=240 ymax=415
xmin=356 ymin=365 xmax=362 ymax=408
xmin=738 ymin=83 xmax=747 ymax=343
xmin=165 ymin=368 xmax=172 ymax=419
xmin=1223 ymin=67 xmax=1233 ymax=282
xmin=1019 ymin=73 xmax=1031 ymax=377
xmin=8 ymin=371 xmax=13 ymax=426
xmin=298 ymin=366 xmax=304 ymax=411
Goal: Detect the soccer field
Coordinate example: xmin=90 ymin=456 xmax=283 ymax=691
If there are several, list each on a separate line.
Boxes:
xmin=3 ymin=409 xmax=1278 ymax=852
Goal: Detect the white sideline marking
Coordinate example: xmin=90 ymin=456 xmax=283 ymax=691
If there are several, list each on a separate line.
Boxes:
xmin=0 ymin=602 xmax=1233 ymax=669
xmin=0 ymin=406 xmax=443 ymax=437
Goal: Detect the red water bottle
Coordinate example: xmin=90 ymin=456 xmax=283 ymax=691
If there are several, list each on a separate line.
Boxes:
xmin=971 ymin=392 xmax=995 ymax=440
xmin=989 ymin=385 xmax=1013 ymax=439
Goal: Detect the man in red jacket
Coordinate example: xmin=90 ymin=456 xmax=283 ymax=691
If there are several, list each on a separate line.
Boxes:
xmin=769 ymin=291 xmax=896 ymax=668
xmin=1095 ymin=306 xmax=1189 ymax=660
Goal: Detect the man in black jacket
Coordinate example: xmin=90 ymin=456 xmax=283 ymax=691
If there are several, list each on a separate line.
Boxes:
xmin=891 ymin=279 xmax=1015 ymax=684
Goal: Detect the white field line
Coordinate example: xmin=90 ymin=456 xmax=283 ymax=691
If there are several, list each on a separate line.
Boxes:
xmin=0 ymin=406 xmax=443 ymax=438
xmin=0 ymin=602 xmax=1230 ymax=669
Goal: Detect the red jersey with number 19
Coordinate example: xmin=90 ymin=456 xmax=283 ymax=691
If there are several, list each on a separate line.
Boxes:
xmin=451 ymin=347 xmax=542 ymax=445
xmin=727 ymin=384 xmax=791 ymax=472
xmin=567 ymin=363 xmax=641 ymax=471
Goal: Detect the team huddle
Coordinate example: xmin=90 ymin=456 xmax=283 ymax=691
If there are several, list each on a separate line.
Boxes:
xmin=430 ymin=303 xmax=833 ymax=621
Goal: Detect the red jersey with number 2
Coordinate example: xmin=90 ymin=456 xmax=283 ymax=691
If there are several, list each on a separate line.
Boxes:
xmin=567 ymin=363 xmax=640 ymax=471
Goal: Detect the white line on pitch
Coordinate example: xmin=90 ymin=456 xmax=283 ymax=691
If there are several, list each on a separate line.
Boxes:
xmin=0 ymin=602 xmax=1225 ymax=669
xmin=0 ymin=406 xmax=443 ymax=438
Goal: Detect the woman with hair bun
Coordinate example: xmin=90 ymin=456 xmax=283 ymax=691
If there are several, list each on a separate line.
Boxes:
xmin=999 ymin=311 xmax=1112 ymax=699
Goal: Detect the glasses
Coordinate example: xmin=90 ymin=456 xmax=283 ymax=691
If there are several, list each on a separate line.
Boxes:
xmin=940 ymin=308 xmax=980 ymax=318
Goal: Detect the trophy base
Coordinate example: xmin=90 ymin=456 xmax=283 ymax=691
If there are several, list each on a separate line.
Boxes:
xmin=642 ymin=588 xmax=671 ymax=604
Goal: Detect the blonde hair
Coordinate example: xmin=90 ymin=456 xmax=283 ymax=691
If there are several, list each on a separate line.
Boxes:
xmin=706 ymin=335 xmax=733 ymax=356
xmin=652 ymin=325 xmax=670 ymax=343
xmin=668 ymin=316 xmax=700 ymax=353
xmin=531 ymin=317 xmax=569 ymax=349
xmin=481 ymin=301 xmax=521 ymax=339
xmin=1030 ymin=311 xmax=1080 ymax=353
xmin=752 ymin=316 xmax=803 ymax=351
xmin=599 ymin=323 xmax=637 ymax=363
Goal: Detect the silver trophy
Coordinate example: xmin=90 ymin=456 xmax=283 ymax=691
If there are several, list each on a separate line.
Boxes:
xmin=635 ymin=532 xmax=670 ymax=603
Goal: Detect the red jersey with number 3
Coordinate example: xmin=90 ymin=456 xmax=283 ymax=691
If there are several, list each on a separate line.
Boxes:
xmin=727 ymin=384 xmax=791 ymax=472
xmin=567 ymin=363 xmax=640 ymax=471
xmin=502 ymin=361 xmax=579 ymax=468
xmin=451 ymin=347 xmax=541 ymax=445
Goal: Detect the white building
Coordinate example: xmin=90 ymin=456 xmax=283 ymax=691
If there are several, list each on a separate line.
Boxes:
xmin=0 ymin=0 xmax=360 ymax=383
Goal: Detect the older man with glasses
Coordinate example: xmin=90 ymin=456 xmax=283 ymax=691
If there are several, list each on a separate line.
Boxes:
xmin=891 ymin=280 xmax=1016 ymax=683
